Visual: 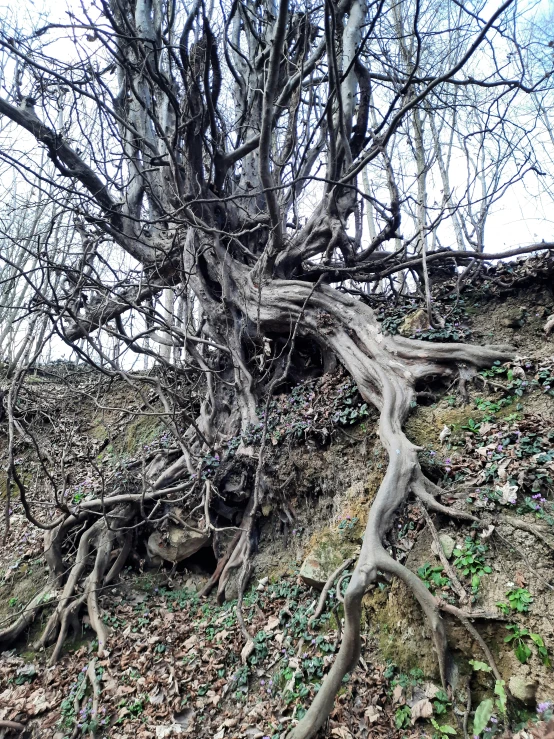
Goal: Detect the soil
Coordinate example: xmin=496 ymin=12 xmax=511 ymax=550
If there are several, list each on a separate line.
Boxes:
xmin=2 ymin=279 xmax=554 ymax=738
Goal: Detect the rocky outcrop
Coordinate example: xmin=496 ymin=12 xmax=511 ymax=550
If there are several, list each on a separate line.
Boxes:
xmin=398 ymin=309 xmax=429 ymax=337
xmin=147 ymin=524 xmax=210 ymax=564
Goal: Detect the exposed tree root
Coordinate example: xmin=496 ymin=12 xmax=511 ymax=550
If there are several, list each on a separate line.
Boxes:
xmin=461 ymin=675 xmax=471 ymax=739
xmin=0 ymin=720 xmax=25 ymax=731
xmin=22 ymin=505 xmax=135 ymax=664
xmin=198 ymin=528 xmax=243 ymax=598
xmin=1 ymin=262 xmax=517 ymax=737
xmin=414 ymin=477 xmax=479 ymax=523
xmin=87 ymin=658 xmax=100 ymax=738
xmin=104 ymin=532 xmax=133 ymax=585
xmin=334 ymin=570 xmax=353 ymax=604
xmin=0 ymin=584 xmax=54 ymax=645
xmin=440 ymin=603 xmax=503 ymax=682
xmin=420 ymin=505 xmax=468 ymax=602
xmin=312 ymin=558 xmax=355 ymax=623
xmin=249 ymin=277 xmax=516 ymax=738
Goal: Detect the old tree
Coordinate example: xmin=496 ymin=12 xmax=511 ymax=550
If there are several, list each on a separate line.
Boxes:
xmin=1 ymin=0 xmax=554 ymax=735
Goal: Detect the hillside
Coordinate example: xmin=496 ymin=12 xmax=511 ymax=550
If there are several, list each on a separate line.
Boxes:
xmin=2 ymin=258 xmax=554 ymax=739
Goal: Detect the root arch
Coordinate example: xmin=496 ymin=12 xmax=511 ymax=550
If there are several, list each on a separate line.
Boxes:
xmin=216 ymin=268 xmax=513 ymax=739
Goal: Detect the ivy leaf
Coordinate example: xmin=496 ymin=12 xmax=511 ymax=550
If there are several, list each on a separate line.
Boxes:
xmin=469 ymin=660 xmax=492 ymax=673
xmin=514 ymin=642 xmax=531 ymax=664
xmin=494 ymin=680 xmax=507 ymax=715
xmin=473 ymin=698 xmax=494 ymax=736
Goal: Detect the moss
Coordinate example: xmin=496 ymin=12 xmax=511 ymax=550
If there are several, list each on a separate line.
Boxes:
xmin=95 ymin=414 xmax=162 ymax=464
xmin=406 ymin=402 xmax=482 ymax=449
xmin=89 ymin=421 xmax=109 ymax=442
xmin=0 ymin=562 xmax=50 ymax=649
xmin=362 ymin=582 xmax=439 ymax=678
xmin=122 ymin=414 xmax=161 ymax=453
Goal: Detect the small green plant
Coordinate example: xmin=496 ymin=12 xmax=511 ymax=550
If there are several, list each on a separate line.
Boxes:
xmin=127 ymin=697 xmax=145 ymax=716
xmin=387 ymin=665 xmax=424 ymax=689
xmin=337 ymin=516 xmax=359 ymax=533
xmin=394 ymin=705 xmax=411 ymax=729
xmin=430 ymin=717 xmax=456 ymax=737
xmin=418 ymin=563 xmax=451 ymax=591
xmin=8 ymin=597 xmax=18 ymax=608
xmin=469 ymin=660 xmax=507 ymax=737
xmin=502 ymin=587 xmax=533 ymax=613
xmin=432 ymin=689 xmax=451 ymax=716
xmin=461 ymin=418 xmax=481 ymax=433
xmin=453 ymin=538 xmax=492 ymax=594
xmin=505 ymin=624 xmax=551 ymax=666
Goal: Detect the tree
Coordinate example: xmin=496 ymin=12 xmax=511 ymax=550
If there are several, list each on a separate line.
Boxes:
xmin=0 ymin=0 xmax=553 ymax=736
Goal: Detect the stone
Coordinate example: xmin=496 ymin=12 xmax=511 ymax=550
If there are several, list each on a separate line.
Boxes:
xmin=509 ymin=676 xmax=537 ymax=705
xmin=222 ymin=567 xmax=244 ymax=600
xmin=398 ymin=309 xmax=429 ymax=337
xmin=299 ymin=553 xmax=328 ymax=589
xmin=183 ymin=577 xmax=198 ymax=592
xmin=500 ymin=308 xmax=526 ymax=328
xmin=439 ymin=534 xmax=455 ymax=559
xmin=147 ymin=524 xmax=209 ymax=564
xmin=299 ymin=533 xmax=359 ymax=589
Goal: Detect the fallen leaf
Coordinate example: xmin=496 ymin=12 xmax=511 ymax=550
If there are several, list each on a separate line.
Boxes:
xmin=392 ymin=684 xmax=405 ymax=704
xmin=241 ymin=640 xmax=255 ymax=664
xmin=411 ymin=698 xmax=433 ymax=723
xmin=364 ymin=705 xmax=382 ymax=723
xmin=497 ymin=481 xmax=518 ymax=505
xmin=331 ymin=729 xmax=353 ymax=739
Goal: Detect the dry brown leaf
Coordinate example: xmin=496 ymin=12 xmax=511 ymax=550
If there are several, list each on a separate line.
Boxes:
xmin=392 ymin=684 xmax=405 ymax=704
xmin=331 ymin=728 xmax=353 ymax=739
xmin=241 ymin=640 xmax=255 ymax=664
xmin=410 ymin=698 xmax=433 ymax=724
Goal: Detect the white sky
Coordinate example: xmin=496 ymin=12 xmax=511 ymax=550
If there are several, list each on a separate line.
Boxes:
xmin=1 ymin=0 xmax=554 ymax=365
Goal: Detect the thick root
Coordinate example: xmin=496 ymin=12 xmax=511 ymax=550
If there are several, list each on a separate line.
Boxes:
xmin=35 ymin=505 xmax=132 ymax=663
xmin=0 ymin=584 xmax=54 ymax=646
xmin=440 ymin=603 xmax=503 ymax=683
xmin=312 ymin=558 xmax=355 ymax=622
xmin=37 ymin=519 xmax=100 ymax=650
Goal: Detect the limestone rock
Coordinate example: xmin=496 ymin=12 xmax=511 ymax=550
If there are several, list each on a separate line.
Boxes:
xmin=222 ymin=566 xmax=247 ymax=601
xmin=500 ymin=308 xmax=526 ymax=328
xmin=147 ymin=524 xmax=209 ymax=564
xmin=299 ymin=540 xmax=359 ymax=589
xmin=439 ymin=534 xmax=455 ymax=559
xmin=398 ymin=309 xmax=429 ymax=337
xmin=509 ymin=676 xmax=537 ymax=705
xmin=299 ymin=553 xmax=328 ymax=589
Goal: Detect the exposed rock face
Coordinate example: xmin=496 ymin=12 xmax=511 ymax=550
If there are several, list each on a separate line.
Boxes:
xmin=398 ymin=309 xmax=429 ymax=337
xmin=435 ymin=533 xmax=455 ymax=559
xmin=299 ymin=533 xmax=360 ymax=589
xmin=147 ymin=524 xmax=210 ymax=564
xmin=500 ymin=307 xmax=526 ymax=328
xmin=299 ymin=552 xmax=330 ymax=589
xmin=509 ymin=676 xmax=538 ymax=705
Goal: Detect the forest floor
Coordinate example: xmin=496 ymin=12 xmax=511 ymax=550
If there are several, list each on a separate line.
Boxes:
xmin=2 ymin=255 xmax=554 ymax=739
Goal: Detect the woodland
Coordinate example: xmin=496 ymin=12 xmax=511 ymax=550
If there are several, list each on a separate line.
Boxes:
xmin=1 ymin=0 xmax=554 ymax=737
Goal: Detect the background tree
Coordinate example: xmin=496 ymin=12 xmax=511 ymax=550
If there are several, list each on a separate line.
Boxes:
xmin=1 ymin=0 xmax=554 ymax=736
